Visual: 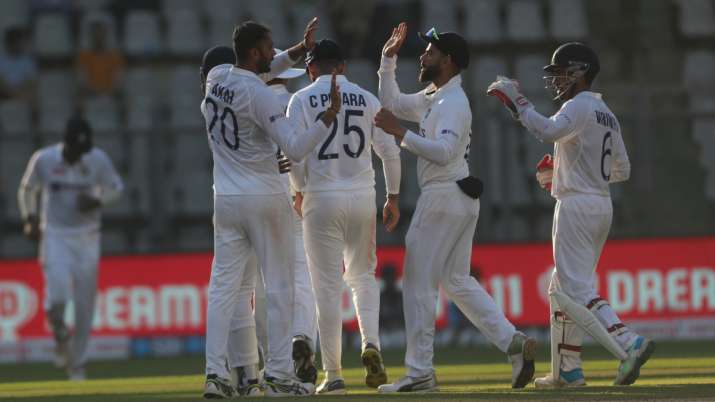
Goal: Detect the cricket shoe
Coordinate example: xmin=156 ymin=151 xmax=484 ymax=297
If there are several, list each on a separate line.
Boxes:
xmin=292 ymin=335 xmax=317 ymax=384
xmin=240 ymin=381 xmax=263 ymax=397
xmin=53 ymin=333 xmax=70 ymax=369
xmin=316 ymin=378 xmax=347 ymax=395
xmin=67 ymin=366 xmax=86 ymax=381
xmin=508 ymin=333 xmax=537 ymax=388
xmin=377 ymin=373 xmax=438 ymax=393
xmin=614 ymin=336 xmax=655 ymax=386
xmin=264 ymin=375 xmax=315 ymax=397
xmin=203 ymin=374 xmax=236 ymax=399
xmin=361 ymin=343 xmax=388 ymax=388
xmin=232 ymin=367 xmax=263 ymax=397
xmin=534 ymin=369 xmax=586 ymax=388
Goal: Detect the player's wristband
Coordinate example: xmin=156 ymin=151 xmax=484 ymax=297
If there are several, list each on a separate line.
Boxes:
xmin=387 ymin=193 xmax=400 ymax=200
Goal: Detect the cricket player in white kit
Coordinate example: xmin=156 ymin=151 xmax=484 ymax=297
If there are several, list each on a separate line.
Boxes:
xmin=374 ymin=23 xmax=537 ymax=392
xmin=230 ymin=60 xmax=320 ymax=390
xmin=287 ymin=39 xmax=401 ymax=394
xmin=487 ymin=42 xmax=655 ymax=387
xmin=18 ymin=116 xmax=123 ymax=381
xmin=201 ymin=19 xmax=342 ymax=398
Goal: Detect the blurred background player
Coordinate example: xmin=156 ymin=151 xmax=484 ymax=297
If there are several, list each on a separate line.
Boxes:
xmin=200 ymin=18 xmax=342 ymax=398
xmin=288 ymin=38 xmax=401 ymax=394
xmin=487 ymin=41 xmax=654 ymax=387
xmin=374 ymin=23 xmax=536 ymax=392
xmin=17 ymin=116 xmax=124 ymax=380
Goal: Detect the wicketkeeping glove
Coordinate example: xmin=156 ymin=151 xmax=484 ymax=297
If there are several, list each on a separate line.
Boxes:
xmin=486 ymin=75 xmax=533 ymax=120
xmin=536 ymin=154 xmax=554 ymax=191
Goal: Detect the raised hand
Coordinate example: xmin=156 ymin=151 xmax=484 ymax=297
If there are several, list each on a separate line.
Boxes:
xmin=486 ymin=75 xmax=534 ymax=120
xmin=320 ymin=71 xmax=342 ymax=127
xmin=382 ymin=22 xmax=407 ymax=58
xmin=303 ymin=17 xmax=319 ymax=51
xmin=329 ymin=71 xmax=341 ymax=113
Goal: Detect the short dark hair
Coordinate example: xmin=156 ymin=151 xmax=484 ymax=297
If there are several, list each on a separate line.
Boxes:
xmin=64 ymin=116 xmax=93 ymax=153
xmin=312 ymin=59 xmax=344 ymax=75
xmin=233 ymin=21 xmax=271 ymax=61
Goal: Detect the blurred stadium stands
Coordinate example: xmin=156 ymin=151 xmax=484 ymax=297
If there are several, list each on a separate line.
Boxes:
xmin=0 ymin=0 xmax=714 ymax=258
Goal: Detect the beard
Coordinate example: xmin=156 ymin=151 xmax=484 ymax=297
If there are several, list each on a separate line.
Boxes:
xmin=257 ymin=57 xmax=271 ymax=74
xmin=418 ymin=64 xmax=440 ymax=83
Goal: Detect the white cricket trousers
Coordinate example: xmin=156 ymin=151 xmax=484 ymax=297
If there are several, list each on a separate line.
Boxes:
xmin=550 ymin=194 xmax=637 ymax=349
xmin=206 ymin=194 xmax=295 ymax=380
xmin=40 ymin=229 xmax=99 ymax=370
xmin=228 ymin=209 xmax=317 ymax=366
xmin=403 ymin=183 xmax=516 ymax=377
xmin=550 ymin=194 xmax=612 ymax=305
xmin=303 ymin=189 xmax=380 ymax=373
xmin=227 ymin=253 xmax=259 ymax=369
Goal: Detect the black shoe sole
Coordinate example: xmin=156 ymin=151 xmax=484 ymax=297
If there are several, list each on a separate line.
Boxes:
xmin=292 ymin=339 xmax=317 ymax=384
xmin=512 ymin=338 xmax=537 ymax=389
xmin=361 ymin=348 xmax=388 ymax=388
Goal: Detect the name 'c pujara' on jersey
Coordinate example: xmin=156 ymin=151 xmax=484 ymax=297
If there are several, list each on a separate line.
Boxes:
xmin=308 ymin=92 xmax=367 ymax=108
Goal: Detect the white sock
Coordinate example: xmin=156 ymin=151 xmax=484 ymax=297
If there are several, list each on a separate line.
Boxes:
xmin=326 ymin=369 xmax=342 ymax=382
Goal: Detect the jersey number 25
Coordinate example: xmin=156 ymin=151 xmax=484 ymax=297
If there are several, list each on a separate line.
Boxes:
xmin=315 ymin=109 xmax=365 ymax=160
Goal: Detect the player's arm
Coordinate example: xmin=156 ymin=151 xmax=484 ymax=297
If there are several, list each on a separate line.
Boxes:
xmin=286 ymin=93 xmax=309 ymax=192
xmin=519 ymin=100 xmax=585 ymax=143
xmin=262 ymin=17 xmax=318 ymax=82
xmin=378 ymin=22 xmax=428 ymax=122
xmin=78 ymin=151 xmax=124 ymax=213
xmin=375 ymin=103 xmax=466 ymax=166
xmin=255 ymin=73 xmax=341 ymax=161
xmin=17 ymin=151 xmax=43 ymax=240
xmin=96 ymin=152 xmax=124 ymax=205
xmin=373 ymin=124 xmax=402 ymax=232
xmin=609 ymin=130 xmax=631 ymax=183
xmin=487 ymin=76 xmax=584 ymax=142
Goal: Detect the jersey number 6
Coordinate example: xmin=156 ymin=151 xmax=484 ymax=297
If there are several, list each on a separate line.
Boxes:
xmin=205 ymin=98 xmax=239 ymax=150
xmin=600 ymin=131 xmax=612 ymax=181
xmin=315 ymin=109 xmax=366 ymax=160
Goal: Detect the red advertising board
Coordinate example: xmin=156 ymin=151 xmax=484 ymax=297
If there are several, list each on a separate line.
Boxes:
xmin=1 ymin=237 xmax=714 ymax=343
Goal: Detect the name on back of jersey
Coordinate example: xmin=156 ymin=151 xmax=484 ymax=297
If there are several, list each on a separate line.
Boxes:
xmin=308 ymin=92 xmax=367 ymax=108
xmin=595 ymin=110 xmax=618 ymax=131
xmin=210 ymin=83 xmax=235 ymax=105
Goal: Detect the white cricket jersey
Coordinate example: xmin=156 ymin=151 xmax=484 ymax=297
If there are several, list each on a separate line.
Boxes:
xmin=18 ymin=144 xmax=123 ymax=234
xmin=201 ymin=65 xmax=330 ymax=196
xmin=287 ymin=74 xmax=401 ymax=193
xmin=520 ymin=91 xmax=630 ymax=199
xmin=269 ymin=83 xmax=294 ymax=195
xmin=378 ymin=55 xmax=471 ymax=189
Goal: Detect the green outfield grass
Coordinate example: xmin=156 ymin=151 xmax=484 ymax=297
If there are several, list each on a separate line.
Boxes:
xmin=1 ymin=340 xmax=714 ymax=401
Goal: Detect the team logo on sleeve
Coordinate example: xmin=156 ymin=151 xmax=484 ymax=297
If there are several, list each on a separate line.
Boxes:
xmin=269 ymin=114 xmax=283 ymax=123
xmin=441 ymin=129 xmax=458 ymax=137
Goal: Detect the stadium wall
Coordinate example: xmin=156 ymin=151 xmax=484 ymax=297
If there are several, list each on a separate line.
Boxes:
xmin=1 ymin=237 xmax=713 ymax=363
